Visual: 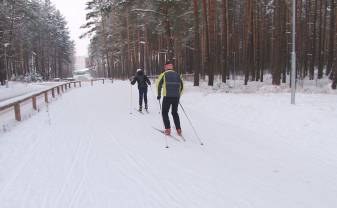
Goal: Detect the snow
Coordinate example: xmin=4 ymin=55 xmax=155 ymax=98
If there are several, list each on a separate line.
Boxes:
xmin=0 ymin=81 xmax=337 ymax=208
xmin=192 ymin=74 xmax=337 ymax=95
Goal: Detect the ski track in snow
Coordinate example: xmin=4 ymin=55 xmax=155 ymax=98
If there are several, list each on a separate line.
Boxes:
xmin=0 ymin=81 xmax=337 ymax=208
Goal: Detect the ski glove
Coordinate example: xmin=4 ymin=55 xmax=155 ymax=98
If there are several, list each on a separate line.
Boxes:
xmin=157 ymin=96 xmax=161 ymax=100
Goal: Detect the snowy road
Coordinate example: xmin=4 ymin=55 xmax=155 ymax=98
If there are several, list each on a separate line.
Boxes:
xmin=1 ymin=81 xmax=337 ymax=208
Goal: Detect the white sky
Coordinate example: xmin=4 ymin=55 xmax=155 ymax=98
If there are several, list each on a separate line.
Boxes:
xmin=51 ymin=0 xmax=89 ymax=57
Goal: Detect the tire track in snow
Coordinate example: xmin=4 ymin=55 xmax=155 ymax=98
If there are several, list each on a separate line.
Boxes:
xmin=68 ymin=138 xmax=93 ymax=208
xmin=51 ymin=98 xmax=95 ymax=208
xmin=100 ymin=126 xmax=188 ymax=207
xmin=101 ymin=129 xmax=168 ymax=207
xmin=0 ymin=132 xmax=42 ymax=198
xmin=52 ymin=136 xmax=86 ymax=207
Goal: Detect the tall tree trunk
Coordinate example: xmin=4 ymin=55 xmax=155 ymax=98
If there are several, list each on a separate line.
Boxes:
xmin=310 ymin=0 xmax=319 ymax=80
xmin=327 ymin=0 xmax=335 ymax=76
xmin=202 ymin=0 xmax=210 ymax=81
xmin=163 ymin=2 xmax=174 ymax=62
xmin=126 ymin=12 xmax=132 ymax=77
xmin=193 ymin=0 xmax=201 ymax=86
xmin=317 ymin=0 xmax=326 ymax=79
xmin=208 ymin=0 xmax=216 ymax=86
xmin=221 ymin=0 xmax=228 ymax=83
xmin=244 ymin=0 xmax=254 ymax=85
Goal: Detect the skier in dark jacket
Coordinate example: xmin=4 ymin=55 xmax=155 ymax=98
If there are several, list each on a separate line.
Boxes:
xmin=156 ymin=61 xmax=184 ymax=136
xmin=131 ymin=69 xmax=151 ymax=112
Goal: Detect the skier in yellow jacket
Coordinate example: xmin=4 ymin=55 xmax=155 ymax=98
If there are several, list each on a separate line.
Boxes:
xmin=157 ymin=61 xmax=184 ymax=136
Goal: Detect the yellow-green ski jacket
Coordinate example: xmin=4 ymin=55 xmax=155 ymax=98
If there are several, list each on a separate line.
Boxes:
xmin=156 ymin=70 xmax=184 ymax=98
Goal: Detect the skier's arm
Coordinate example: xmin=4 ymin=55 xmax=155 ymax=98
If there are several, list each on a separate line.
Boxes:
xmin=130 ymin=76 xmax=137 ymax=85
xmin=157 ymin=73 xmax=165 ymax=97
xmin=179 ymin=75 xmax=184 ymax=96
xmin=145 ymin=75 xmax=151 ymax=85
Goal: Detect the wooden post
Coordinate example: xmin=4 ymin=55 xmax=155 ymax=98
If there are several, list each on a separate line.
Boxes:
xmin=52 ymin=88 xmax=55 ymax=98
xmin=74 ymin=82 xmax=77 ymax=87
xmin=79 ymin=81 xmax=82 ymax=87
xmin=65 ymin=84 xmax=68 ymax=90
xmin=57 ymin=86 xmax=60 ymax=95
xmin=14 ymin=103 xmax=21 ymax=121
xmin=32 ymin=96 xmax=37 ymax=110
xmin=69 ymin=83 xmax=71 ymax=88
xmin=91 ymin=80 xmax=93 ymax=86
xmin=44 ymin=92 xmax=49 ymax=103
xmin=103 ymin=79 xmax=105 ymax=84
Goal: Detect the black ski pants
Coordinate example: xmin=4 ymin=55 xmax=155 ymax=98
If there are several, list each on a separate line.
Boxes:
xmin=138 ymin=87 xmax=148 ymax=107
xmin=162 ymin=97 xmax=181 ymax=129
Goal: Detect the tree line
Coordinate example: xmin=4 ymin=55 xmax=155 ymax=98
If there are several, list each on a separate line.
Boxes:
xmin=83 ymin=0 xmax=337 ymax=89
xmin=0 ymin=0 xmax=75 ymax=84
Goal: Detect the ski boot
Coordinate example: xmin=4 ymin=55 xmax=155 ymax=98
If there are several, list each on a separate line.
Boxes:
xmin=164 ymin=128 xmax=171 ymax=136
xmin=176 ymin=128 xmax=182 ymax=136
xmin=138 ymin=106 xmax=142 ymax=112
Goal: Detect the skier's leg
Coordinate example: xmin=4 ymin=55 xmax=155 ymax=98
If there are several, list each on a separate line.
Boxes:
xmin=144 ymin=88 xmax=148 ymax=109
xmin=139 ymin=89 xmax=144 ymax=110
xmin=171 ymin=97 xmax=181 ymax=130
xmin=161 ymin=97 xmax=171 ymax=129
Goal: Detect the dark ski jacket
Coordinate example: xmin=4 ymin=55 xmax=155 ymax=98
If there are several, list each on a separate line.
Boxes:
xmin=157 ymin=70 xmax=183 ymax=98
xmin=131 ymin=71 xmax=151 ymax=89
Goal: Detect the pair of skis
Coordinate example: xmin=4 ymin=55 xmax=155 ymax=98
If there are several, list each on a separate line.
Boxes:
xmin=152 ymin=127 xmax=186 ymax=148
xmin=134 ymin=108 xmax=149 ymax=114
xmin=133 ymin=108 xmax=188 ymax=148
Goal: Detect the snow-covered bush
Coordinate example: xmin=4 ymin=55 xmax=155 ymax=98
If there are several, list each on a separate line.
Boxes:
xmin=23 ymin=72 xmax=43 ymax=82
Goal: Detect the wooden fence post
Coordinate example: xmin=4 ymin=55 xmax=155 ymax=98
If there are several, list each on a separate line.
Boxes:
xmin=44 ymin=92 xmax=49 ymax=103
xmin=91 ymin=80 xmax=93 ymax=86
xmin=32 ymin=96 xmax=37 ymax=110
xmin=102 ymin=79 xmax=105 ymax=84
xmin=65 ymin=84 xmax=68 ymax=90
xmin=57 ymin=86 xmax=60 ymax=95
xmin=14 ymin=103 xmax=21 ymax=121
xmin=79 ymin=81 xmax=82 ymax=87
xmin=69 ymin=83 xmax=71 ymax=88
xmin=74 ymin=82 xmax=77 ymax=87
xmin=52 ymin=88 xmax=55 ymax=98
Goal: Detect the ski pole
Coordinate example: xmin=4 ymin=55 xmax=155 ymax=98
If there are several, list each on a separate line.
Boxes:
xmin=179 ymin=103 xmax=204 ymax=146
xmin=158 ymin=98 xmax=168 ymax=148
xmin=165 ymin=130 xmax=169 ymax=148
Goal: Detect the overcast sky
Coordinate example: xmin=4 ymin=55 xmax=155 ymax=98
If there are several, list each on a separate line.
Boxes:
xmin=51 ymin=0 xmax=89 ymax=57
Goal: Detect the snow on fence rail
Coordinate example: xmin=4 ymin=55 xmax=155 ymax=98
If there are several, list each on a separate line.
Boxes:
xmin=0 ymin=79 xmax=105 ymax=122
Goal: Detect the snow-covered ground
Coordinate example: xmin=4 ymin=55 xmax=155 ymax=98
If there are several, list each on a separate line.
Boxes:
xmin=0 ymin=80 xmax=337 ymax=208
xmin=191 ymin=74 xmax=337 ymax=95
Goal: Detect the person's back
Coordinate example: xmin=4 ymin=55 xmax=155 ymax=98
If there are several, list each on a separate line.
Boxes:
xmin=131 ymin=69 xmax=151 ymax=111
xmin=158 ymin=70 xmax=182 ymax=98
xmin=132 ymin=70 xmax=150 ymax=89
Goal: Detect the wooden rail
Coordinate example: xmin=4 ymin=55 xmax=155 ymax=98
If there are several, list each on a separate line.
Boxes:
xmin=90 ymin=78 xmax=105 ymax=86
xmin=0 ymin=79 xmax=105 ymax=122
